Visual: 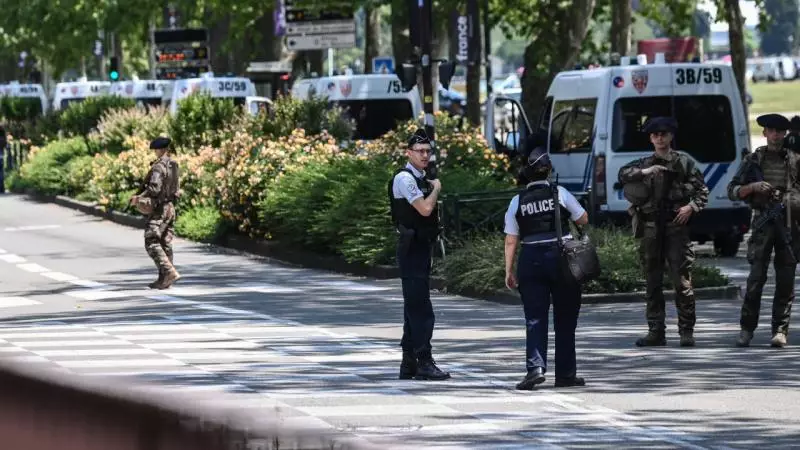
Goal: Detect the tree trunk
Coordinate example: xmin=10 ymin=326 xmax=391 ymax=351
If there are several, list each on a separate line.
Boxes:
xmin=521 ymin=0 xmax=596 ymax=123
xmin=390 ymin=0 xmax=412 ymax=67
xmin=723 ymin=0 xmax=749 ymax=133
xmin=364 ymin=6 xmax=381 ymax=73
xmin=610 ymin=0 xmax=632 ymax=55
xmin=207 ymin=12 xmax=232 ymax=74
xmin=253 ymin=13 xmax=284 ymax=62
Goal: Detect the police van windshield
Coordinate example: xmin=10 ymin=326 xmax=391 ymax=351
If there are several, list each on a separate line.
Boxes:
xmin=332 ymin=99 xmax=414 ymax=140
xmin=611 ymin=95 xmax=736 ymax=163
xmin=60 ymin=98 xmax=86 ymax=109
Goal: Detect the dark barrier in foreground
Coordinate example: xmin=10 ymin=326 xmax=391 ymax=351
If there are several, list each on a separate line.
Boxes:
xmin=0 ymin=360 xmax=376 ymax=450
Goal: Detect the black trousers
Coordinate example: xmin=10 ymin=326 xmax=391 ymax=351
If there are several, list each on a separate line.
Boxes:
xmin=397 ymin=236 xmax=435 ymax=359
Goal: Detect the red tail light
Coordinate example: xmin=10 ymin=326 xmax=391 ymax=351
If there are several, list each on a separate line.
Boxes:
xmin=594 ymin=155 xmax=606 ymax=203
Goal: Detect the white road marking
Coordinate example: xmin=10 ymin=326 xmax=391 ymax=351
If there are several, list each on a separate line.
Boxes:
xmin=56 ymin=358 xmax=188 ymax=368
xmin=17 ymin=263 xmax=50 ymax=273
xmin=41 ymin=271 xmax=79 ymax=282
xmin=4 ymin=225 xmax=62 ymax=232
xmin=34 ymin=348 xmax=159 ymax=357
xmin=0 ymin=297 xmax=41 ymax=307
xmin=0 ymin=254 xmax=26 ymax=263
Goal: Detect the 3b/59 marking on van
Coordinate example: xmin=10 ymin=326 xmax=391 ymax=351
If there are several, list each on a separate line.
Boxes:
xmin=675 ymin=67 xmax=723 ymax=85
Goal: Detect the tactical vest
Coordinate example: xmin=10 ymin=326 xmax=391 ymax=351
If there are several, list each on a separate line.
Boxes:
xmin=515 ymin=184 xmax=571 ymax=241
xmin=388 ymin=168 xmax=440 ymax=238
xmin=761 ymin=150 xmax=787 ymax=190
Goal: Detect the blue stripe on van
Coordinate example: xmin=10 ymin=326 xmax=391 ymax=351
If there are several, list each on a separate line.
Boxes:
xmin=703 ymin=164 xmax=715 ymax=178
xmin=705 ymin=163 xmax=730 ymax=192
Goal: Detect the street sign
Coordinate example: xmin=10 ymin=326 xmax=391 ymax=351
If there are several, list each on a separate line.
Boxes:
xmin=372 ymin=56 xmax=395 ymax=74
xmin=285 ymin=33 xmax=355 ymax=51
xmin=282 ymin=0 xmax=355 ymax=50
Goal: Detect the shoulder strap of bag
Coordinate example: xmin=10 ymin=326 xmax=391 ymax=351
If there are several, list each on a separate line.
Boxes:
xmin=552 ymin=181 xmax=564 ymax=247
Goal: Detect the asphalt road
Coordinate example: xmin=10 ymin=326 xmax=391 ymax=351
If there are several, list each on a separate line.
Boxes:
xmin=0 ymin=194 xmax=798 ymax=450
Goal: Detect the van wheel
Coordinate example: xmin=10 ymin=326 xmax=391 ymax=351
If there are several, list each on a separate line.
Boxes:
xmin=714 ymin=235 xmax=741 ymax=258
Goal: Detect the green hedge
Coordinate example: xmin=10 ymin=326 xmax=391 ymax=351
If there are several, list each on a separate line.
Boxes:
xmin=437 ymin=228 xmax=730 ymax=295
xmin=59 ymin=96 xmax=136 ymax=139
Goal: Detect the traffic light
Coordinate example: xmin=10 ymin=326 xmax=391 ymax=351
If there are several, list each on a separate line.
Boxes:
xmin=396 ymin=63 xmax=417 ymax=92
xmin=108 ymin=57 xmax=120 ymax=81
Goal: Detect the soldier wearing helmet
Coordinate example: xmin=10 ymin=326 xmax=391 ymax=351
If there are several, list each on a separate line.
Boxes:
xmin=503 ymin=144 xmax=589 ymax=390
xmin=618 ymin=116 xmax=709 ymax=348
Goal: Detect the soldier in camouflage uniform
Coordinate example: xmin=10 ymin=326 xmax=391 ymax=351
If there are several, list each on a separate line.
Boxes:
xmin=618 ymin=117 xmax=710 ymax=347
xmin=728 ymin=114 xmax=800 ymax=348
xmin=130 ymin=137 xmax=181 ymax=290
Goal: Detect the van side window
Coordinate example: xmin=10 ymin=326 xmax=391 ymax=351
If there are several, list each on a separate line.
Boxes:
xmin=537 ymin=96 xmax=553 ymax=132
xmin=549 ymin=98 xmax=597 ymax=154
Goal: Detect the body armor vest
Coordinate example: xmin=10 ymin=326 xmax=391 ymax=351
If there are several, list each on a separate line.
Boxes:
xmin=388 ymin=168 xmax=440 ymax=238
xmin=761 ymin=150 xmax=787 ymax=190
xmin=515 ymin=184 xmax=571 ymax=241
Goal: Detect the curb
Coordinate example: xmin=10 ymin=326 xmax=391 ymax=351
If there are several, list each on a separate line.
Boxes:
xmin=25 ymin=192 xmax=741 ymax=305
xmin=436 ymin=284 xmax=741 ymax=306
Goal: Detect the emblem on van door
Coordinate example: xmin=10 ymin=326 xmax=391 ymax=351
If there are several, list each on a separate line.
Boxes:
xmin=70 ymin=86 xmax=79 ymax=95
xmin=125 ymin=85 xmax=134 ymax=95
xmin=613 ymin=76 xmax=624 ymax=88
xmin=339 ymin=80 xmax=352 ymax=97
xmin=632 ymin=70 xmax=648 ymax=93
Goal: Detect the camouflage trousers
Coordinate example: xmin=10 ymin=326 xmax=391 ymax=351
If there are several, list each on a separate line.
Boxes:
xmin=639 ymin=222 xmax=696 ymax=332
xmin=741 ymin=222 xmax=800 ymax=335
xmin=144 ymin=203 xmax=176 ymax=274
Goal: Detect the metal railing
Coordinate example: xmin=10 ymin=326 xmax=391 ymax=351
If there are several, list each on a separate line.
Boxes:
xmin=438 ymin=186 xmax=596 ymax=242
xmin=3 ymin=140 xmax=31 ymax=174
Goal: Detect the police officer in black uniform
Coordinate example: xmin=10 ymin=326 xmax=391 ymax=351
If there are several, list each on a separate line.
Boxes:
xmin=504 ymin=146 xmax=589 ymax=390
xmin=387 ymin=129 xmax=450 ymax=381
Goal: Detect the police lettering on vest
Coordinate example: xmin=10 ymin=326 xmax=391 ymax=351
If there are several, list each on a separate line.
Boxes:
xmin=515 ymin=184 xmax=571 ymax=241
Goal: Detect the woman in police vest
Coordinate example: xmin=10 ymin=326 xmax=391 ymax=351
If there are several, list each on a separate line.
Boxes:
xmin=503 ymin=146 xmax=589 ymax=390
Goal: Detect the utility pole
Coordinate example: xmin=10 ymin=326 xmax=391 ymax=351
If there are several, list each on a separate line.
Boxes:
xmin=419 ymin=0 xmax=437 ymax=179
xmin=483 ymin=0 xmax=492 ymax=98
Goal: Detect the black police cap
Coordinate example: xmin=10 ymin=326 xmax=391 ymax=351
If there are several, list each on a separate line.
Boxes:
xmin=407 ymin=128 xmax=431 ymax=148
xmin=149 ymin=137 xmax=172 ymax=150
xmin=756 ymin=113 xmax=790 ymax=131
xmin=642 ymin=116 xmax=678 ymax=134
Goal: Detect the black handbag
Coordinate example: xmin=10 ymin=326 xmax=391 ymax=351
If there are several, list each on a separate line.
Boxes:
xmin=552 ymin=183 xmax=601 ymax=285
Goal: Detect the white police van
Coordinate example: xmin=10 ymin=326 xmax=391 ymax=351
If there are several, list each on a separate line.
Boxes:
xmin=291 ymin=74 xmax=422 ymax=140
xmin=52 ymin=80 xmax=111 ymax=111
xmin=485 ymin=54 xmax=752 ymax=256
xmin=0 ymin=82 xmax=49 ymax=115
xmin=110 ymin=80 xmax=172 ymax=107
xmin=166 ymin=74 xmax=262 ymax=115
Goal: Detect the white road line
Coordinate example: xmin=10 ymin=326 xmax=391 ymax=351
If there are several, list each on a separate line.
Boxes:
xmin=0 ymin=331 xmax=106 ymax=339
xmin=41 ymin=271 xmax=79 ymax=282
xmin=57 ymin=358 xmax=188 ymax=368
xmin=13 ymin=339 xmax=134 ymax=347
xmin=0 ymin=254 xmax=26 ymax=263
xmin=142 ymin=341 xmax=261 ymax=349
xmin=34 ymin=348 xmax=159 ymax=357
xmin=16 ymin=263 xmax=50 ymax=273
xmin=0 ymin=297 xmax=42 ymax=308
xmin=4 ymin=225 xmax=62 ymax=232
xmin=64 ymin=289 xmax=133 ymax=300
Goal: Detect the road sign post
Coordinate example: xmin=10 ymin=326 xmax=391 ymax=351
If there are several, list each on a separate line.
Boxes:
xmin=372 ymin=56 xmax=395 ymax=74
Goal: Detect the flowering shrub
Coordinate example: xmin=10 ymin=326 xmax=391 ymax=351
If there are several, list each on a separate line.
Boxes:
xmin=168 ymin=93 xmax=240 ymax=151
xmin=59 ymin=96 xmax=136 ymax=138
xmin=13 ymin=137 xmax=88 ymax=196
xmin=89 ymin=106 xmax=170 ymax=154
xmin=88 ymin=136 xmax=155 ymax=212
xmin=243 ymin=95 xmax=354 ymax=142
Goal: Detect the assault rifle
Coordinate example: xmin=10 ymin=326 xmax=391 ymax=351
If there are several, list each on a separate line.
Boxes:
xmin=744 ymin=163 xmax=796 ymax=262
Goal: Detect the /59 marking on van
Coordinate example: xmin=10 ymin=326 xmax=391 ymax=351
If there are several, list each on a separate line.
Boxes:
xmin=675 ymin=67 xmax=723 ymax=85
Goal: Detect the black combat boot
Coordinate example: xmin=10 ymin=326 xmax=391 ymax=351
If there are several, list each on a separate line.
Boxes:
xmin=635 ymin=322 xmax=667 ymax=347
xmin=414 ymin=356 xmax=451 ymax=381
xmin=399 ymin=351 xmax=417 ymax=380
xmin=516 ymin=367 xmax=545 ymax=390
xmin=554 ymin=376 xmax=586 ymax=388
xmin=679 ymin=329 xmax=696 ymax=347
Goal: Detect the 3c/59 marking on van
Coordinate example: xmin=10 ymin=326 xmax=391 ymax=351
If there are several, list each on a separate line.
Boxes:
xmin=675 ymin=67 xmax=723 ymax=85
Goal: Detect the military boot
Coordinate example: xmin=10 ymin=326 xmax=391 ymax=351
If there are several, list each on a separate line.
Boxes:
xmin=736 ymin=329 xmax=754 ymax=347
xmin=635 ymin=322 xmax=667 ymax=347
xmin=414 ymin=357 xmax=451 ymax=381
xmin=771 ymin=332 xmax=788 ymax=348
xmin=149 ymin=270 xmax=165 ymax=289
xmin=679 ymin=329 xmax=696 ymax=347
xmin=399 ymin=351 xmax=417 ymax=380
xmin=158 ymin=266 xmax=181 ymax=289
